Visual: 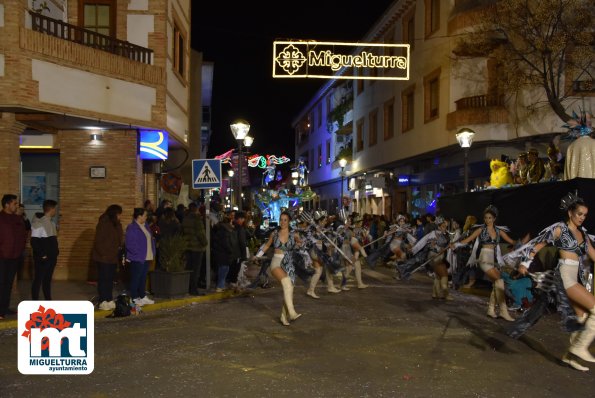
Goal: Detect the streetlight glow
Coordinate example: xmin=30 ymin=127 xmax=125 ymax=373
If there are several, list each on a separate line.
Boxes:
xmin=227 ymin=169 xmax=234 ymax=177
xmin=456 ymin=128 xmax=476 ymax=192
xmin=339 ymin=158 xmax=348 ymax=168
xmin=456 ymin=128 xmax=475 ymax=148
xmin=243 ymin=135 xmax=254 ymax=148
xmin=230 ymin=119 xmax=250 ymax=140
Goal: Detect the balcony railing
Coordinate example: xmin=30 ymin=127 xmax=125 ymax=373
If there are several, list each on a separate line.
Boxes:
xmin=455 ymin=94 xmax=504 ymax=110
xmin=29 ymin=11 xmax=153 ymax=65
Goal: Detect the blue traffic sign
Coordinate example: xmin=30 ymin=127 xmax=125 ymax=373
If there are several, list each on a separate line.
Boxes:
xmin=192 ymin=159 xmax=222 ymax=189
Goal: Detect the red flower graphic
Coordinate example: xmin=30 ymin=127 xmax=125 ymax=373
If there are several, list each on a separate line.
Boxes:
xmin=21 ymin=305 xmax=72 ymax=350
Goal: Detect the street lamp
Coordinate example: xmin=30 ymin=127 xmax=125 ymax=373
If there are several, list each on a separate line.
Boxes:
xmin=339 ymin=158 xmax=348 ymax=211
xmin=456 ymin=128 xmax=476 ymax=192
xmin=230 ymin=119 xmax=251 ymax=210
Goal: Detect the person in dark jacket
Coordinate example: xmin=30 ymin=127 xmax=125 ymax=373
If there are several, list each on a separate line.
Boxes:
xmin=182 ymin=203 xmax=208 ymax=295
xmin=0 ymin=194 xmax=27 ymax=319
xmin=30 ymin=199 xmax=59 ymax=300
xmin=92 ymin=204 xmax=124 ymax=311
xmin=212 ymin=212 xmax=240 ymax=292
xmin=227 ymin=211 xmax=248 ymax=287
xmin=125 ymin=208 xmax=156 ymax=306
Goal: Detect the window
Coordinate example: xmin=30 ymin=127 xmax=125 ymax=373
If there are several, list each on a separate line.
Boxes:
xmin=326 ymin=139 xmax=331 ymax=164
xmin=384 ymin=27 xmax=395 ymax=56
xmin=424 ymin=67 xmax=440 ymax=122
xmin=369 ymin=109 xmax=378 ymax=147
xmin=383 ymin=99 xmax=395 ymax=140
xmin=403 ymin=7 xmax=415 ymax=51
xmin=318 ymin=144 xmax=322 ymax=168
xmin=356 ymin=118 xmax=364 ymax=152
xmin=425 ymin=0 xmax=440 ymax=37
xmin=356 ymin=77 xmax=364 ymax=96
xmin=80 ymin=0 xmax=115 ymax=37
xmin=318 ymin=102 xmax=323 ymax=128
xmin=402 ymin=85 xmax=415 ymax=133
xmin=172 ymin=13 xmax=187 ymax=80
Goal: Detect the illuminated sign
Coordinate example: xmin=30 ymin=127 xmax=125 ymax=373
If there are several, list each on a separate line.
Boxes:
xmin=273 ymin=41 xmax=409 ymax=80
xmin=139 ymin=130 xmax=168 ymax=160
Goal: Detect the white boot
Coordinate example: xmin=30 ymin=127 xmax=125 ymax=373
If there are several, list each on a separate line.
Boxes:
xmin=280 ymin=277 xmax=301 ymax=321
xmin=326 ymin=269 xmax=341 ymax=293
xmin=355 ymin=259 xmax=368 ymax=289
xmin=307 ymin=267 xmax=322 ymax=299
xmin=494 ymin=279 xmax=514 ymax=321
xmin=280 ymin=305 xmax=290 ymax=326
xmin=440 ymin=276 xmax=453 ymax=301
xmin=486 ymin=288 xmax=497 ymax=318
xmin=568 ymin=307 xmax=595 ymax=363
xmin=570 ymin=312 xmax=589 ymax=345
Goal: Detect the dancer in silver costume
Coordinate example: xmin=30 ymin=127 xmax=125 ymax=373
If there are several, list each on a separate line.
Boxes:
xmin=255 ymin=211 xmax=303 ymax=326
xmin=454 ymin=206 xmax=517 ymax=321
xmin=512 ymin=192 xmax=595 ymax=371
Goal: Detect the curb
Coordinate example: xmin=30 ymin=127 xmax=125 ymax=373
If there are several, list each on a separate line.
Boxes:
xmin=0 ymin=289 xmax=252 ymax=332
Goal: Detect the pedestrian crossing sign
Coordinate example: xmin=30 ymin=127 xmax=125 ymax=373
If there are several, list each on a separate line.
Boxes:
xmin=192 ymin=159 xmax=222 ymax=189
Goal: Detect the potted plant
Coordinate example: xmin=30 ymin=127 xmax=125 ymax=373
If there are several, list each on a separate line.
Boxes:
xmin=149 ymin=234 xmax=190 ymax=298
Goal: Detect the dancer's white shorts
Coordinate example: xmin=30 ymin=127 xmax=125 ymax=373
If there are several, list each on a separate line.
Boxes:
xmin=270 ymin=253 xmax=284 ymax=270
xmin=479 ymin=248 xmax=495 ymax=273
xmin=558 ymin=258 xmax=580 ymax=288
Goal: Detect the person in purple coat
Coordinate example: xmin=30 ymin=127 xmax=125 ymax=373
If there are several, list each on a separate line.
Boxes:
xmin=125 ymin=208 xmax=156 ymax=306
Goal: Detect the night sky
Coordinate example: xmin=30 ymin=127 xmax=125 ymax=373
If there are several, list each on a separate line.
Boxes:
xmin=191 ymin=1 xmax=395 ymax=159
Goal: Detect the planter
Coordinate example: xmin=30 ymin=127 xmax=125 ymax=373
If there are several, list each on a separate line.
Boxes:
xmin=149 ymin=269 xmax=191 ymax=298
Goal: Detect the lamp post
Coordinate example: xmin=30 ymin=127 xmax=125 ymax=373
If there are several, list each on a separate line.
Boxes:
xmin=339 ymin=158 xmax=348 ymax=211
xmin=227 ymin=169 xmax=235 ymax=208
xmin=456 ymin=128 xmax=476 ymax=192
xmin=230 ymin=119 xmax=251 ymax=210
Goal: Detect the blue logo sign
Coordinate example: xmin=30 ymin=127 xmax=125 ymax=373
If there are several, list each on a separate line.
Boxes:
xmin=139 ymin=130 xmax=168 ymax=160
xmin=192 ymin=159 xmax=222 ymax=189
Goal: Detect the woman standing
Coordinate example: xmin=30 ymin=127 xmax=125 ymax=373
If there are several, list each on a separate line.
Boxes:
xmin=454 ymin=206 xmax=517 ymax=321
xmin=125 ymin=208 xmax=156 ymax=306
xmin=255 ymin=211 xmax=302 ymax=326
xmin=92 ymin=204 xmax=124 ymax=311
xmin=212 ymin=210 xmax=240 ymax=292
xmin=516 ymin=192 xmax=595 ymax=371
xmin=30 ymin=200 xmax=59 ymax=300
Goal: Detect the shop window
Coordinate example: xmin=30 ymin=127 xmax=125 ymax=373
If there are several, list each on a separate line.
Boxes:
xmin=326 ymin=139 xmax=331 ymax=164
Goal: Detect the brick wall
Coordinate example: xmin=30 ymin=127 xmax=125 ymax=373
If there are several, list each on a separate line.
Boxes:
xmin=0 ymin=113 xmax=25 ymax=195
xmin=55 ymin=130 xmax=142 ymax=280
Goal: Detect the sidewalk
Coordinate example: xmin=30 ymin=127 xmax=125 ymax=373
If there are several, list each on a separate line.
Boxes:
xmin=0 ymin=278 xmax=246 ymax=331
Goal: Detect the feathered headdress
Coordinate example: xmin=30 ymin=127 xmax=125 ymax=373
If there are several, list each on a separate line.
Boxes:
xmin=559 ymin=191 xmax=582 ymax=211
xmin=484 ymin=205 xmax=499 ymax=218
xmin=562 ymin=110 xmax=593 ymax=140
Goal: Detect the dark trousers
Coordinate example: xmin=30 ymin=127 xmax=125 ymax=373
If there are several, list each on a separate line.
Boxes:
xmin=31 ymin=256 xmax=57 ymax=300
xmin=0 ymin=259 xmax=18 ymax=316
xmin=97 ymin=262 xmax=117 ymax=302
xmin=129 ymin=260 xmax=149 ymax=299
xmin=227 ymin=258 xmax=243 ymax=284
xmin=186 ymin=251 xmax=204 ymax=293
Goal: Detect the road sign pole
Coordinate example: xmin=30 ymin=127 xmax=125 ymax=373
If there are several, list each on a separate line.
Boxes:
xmin=204 ymin=189 xmax=211 ymax=291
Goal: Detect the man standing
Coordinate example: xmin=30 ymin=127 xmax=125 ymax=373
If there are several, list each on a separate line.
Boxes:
xmin=183 ymin=203 xmax=208 ymax=295
xmin=0 ymin=194 xmax=27 ymax=319
xmin=227 ymin=212 xmax=248 ymax=288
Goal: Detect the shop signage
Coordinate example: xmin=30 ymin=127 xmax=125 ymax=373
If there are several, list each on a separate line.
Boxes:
xmin=273 ymin=41 xmax=409 ymax=80
xmin=139 ymin=130 xmax=168 ymax=160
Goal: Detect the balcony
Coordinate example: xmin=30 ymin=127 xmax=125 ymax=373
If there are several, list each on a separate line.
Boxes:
xmin=447 ymin=94 xmax=508 ymax=129
xmin=29 ymin=11 xmax=153 ymax=64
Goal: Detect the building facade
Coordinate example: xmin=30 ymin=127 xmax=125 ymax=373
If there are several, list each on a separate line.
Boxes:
xmin=294 ymin=0 xmax=593 ymax=219
xmin=0 ymin=0 xmax=201 ymax=280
